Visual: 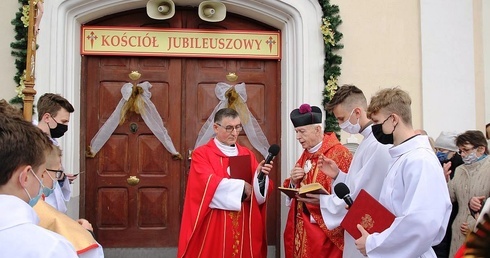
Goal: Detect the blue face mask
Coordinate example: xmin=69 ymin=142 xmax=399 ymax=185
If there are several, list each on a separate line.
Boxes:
xmin=436 ymin=151 xmax=449 ymax=162
xmin=23 ymin=168 xmax=44 ymax=207
xmin=42 ymin=171 xmax=57 ymax=197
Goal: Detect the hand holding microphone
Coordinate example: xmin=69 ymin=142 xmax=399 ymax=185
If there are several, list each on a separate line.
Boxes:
xmin=258 ymin=144 xmax=280 ymax=180
xmin=334 ymin=183 xmax=354 ymax=208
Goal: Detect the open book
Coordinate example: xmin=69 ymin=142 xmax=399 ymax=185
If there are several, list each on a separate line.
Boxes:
xmin=278 ymin=182 xmax=330 ymax=198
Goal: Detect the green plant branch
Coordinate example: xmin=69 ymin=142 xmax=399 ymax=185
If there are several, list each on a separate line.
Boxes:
xmin=10 ymin=0 xmax=29 ymax=105
xmin=319 ymin=0 xmax=343 ymax=135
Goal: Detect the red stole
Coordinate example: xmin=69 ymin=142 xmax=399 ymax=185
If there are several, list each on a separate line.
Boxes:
xmin=178 ymin=139 xmax=271 ymax=258
xmin=283 ymin=133 xmax=352 ymax=258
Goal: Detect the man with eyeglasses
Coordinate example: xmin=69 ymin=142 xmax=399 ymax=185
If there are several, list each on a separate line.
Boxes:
xmin=447 ymin=130 xmax=490 ymax=258
xmin=178 ymin=108 xmax=274 ymax=258
xmin=34 ymin=145 xmax=105 ymax=257
xmin=36 ymin=93 xmax=75 ymax=213
xmin=354 ymin=88 xmax=451 ymax=258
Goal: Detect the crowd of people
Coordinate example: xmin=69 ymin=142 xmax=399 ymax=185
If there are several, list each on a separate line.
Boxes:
xmin=178 ymin=85 xmax=490 ymax=258
xmin=2 ymin=85 xmax=489 ymax=258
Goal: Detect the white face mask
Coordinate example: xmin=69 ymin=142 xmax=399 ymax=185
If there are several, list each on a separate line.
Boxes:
xmin=339 ymin=109 xmax=361 ymax=134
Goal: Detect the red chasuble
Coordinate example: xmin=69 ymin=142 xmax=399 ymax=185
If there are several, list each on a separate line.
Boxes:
xmin=178 ymin=139 xmax=272 ymax=258
xmin=283 ymin=133 xmax=352 ymax=258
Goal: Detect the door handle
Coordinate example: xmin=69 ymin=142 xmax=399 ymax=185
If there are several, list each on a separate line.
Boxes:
xmin=130 ymin=123 xmax=138 ymax=133
xmin=127 ymin=175 xmax=140 ymax=186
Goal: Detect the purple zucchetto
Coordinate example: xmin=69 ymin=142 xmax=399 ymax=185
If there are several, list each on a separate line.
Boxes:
xmin=290 ymin=103 xmax=322 ymax=128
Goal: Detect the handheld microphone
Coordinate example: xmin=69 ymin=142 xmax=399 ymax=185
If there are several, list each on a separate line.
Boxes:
xmin=258 ymin=144 xmax=280 ymax=180
xmin=334 ymin=183 xmax=354 ymax=208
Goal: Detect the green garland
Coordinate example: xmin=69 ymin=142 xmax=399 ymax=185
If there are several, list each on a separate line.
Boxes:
xmin=10 ymin=0 xmax=29 ymax=106
xmin=318 ymin=0 xmax=343 ymax=134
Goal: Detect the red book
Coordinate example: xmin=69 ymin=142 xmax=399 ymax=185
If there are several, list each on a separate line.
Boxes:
xmin=229 ymin=155 xmax=252 ymax=184
xmin=340 ymin=189 xmax=396 ymax=239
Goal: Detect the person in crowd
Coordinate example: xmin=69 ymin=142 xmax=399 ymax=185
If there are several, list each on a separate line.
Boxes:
xmin=177 ymin=108 xmax=273 ymax=258
xmin=36 ymin=93 xmax=76 ymax=213
xmin=282 ymin=103 xmax=352 ymax=258
xmin=432 ymin=131 xmax=464 ymax=257
xmin=448 ymin=130 xmax=490 ymax=258
xmin=354 ymin=87 xmax=451 ymax=257
xmin=485 ymin=123 xmax=490 ymax=140
xmin=434 ymin=131 xmax=464 ymax=180
xmin=0 ymin=100 xmax=77 ymax=256
xmin=35 ymin=145 xmax=104 ymax=257
xmin=316 ymin=85 xmax=391 ymax=258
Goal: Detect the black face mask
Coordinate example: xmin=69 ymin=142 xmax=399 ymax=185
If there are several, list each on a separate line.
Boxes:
xmin=49 ymin=116 xmax=68 ymax=138
xmin=372 ymin=115 xmax=395 ymax=145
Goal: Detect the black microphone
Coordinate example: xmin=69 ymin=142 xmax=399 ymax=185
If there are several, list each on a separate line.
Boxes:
xmin=334 ymin=183 xmax=354 ymax=208
xmin=258 ymin=144 xmax=280 ymax=180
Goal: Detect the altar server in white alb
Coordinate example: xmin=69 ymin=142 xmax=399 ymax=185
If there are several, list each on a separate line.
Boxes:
xmin=36 ymin=93 xmax=76 ymax=213
xmin=317 ymin=85 xmax=392 ymax=258
xmin=354 ymin=87 xmax=451 ymax=257
xmin=0 ymin=102 xmax=77 ymax=257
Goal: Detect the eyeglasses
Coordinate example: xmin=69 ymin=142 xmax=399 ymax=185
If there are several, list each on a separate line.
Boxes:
xmin=46 ymin=168 xmax=65 ymax=180
xmin=216 ymin=123 xmax=243 ymax=133
xmin=458 ymin=147 xmax=477 ymax=155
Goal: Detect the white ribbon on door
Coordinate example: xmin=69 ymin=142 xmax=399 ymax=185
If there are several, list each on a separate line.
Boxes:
xmin=87 ymin=81 xmax=182 ymax=160
xmin=194 ymin=82 xmax=270 ymax=158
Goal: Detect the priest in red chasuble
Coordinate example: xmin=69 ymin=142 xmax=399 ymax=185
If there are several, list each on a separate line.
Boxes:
xmin=283 ymin=104 xmax=352 ymax=258
xmin=178 ymin=108 xmax=274 ymax=258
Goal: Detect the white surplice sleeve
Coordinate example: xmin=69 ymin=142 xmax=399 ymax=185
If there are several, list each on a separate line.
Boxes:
xmin=209 ymin=178 xmax=244 ymax=211
xmin=60 ymin=176 xmax=72 ymax=201
xmin=253 ymin=170 xmax=269 ymax=205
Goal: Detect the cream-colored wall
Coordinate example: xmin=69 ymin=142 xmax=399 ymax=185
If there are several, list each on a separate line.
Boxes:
xmin=332 ymin=0 xmax=421 ymax=142
xmin=333 ymin=0 xmax=487 ymax=141
xmin=474 ymin=0 xmax=485 ymax=131
xmin=484 ymin=0 xmax=490 ymax=124
xmin=0 ymin=1 xmax=20 ymax=101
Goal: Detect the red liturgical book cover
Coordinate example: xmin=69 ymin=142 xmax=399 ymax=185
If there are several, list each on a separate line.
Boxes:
xmin=341 ymin=189 xmax=396 ymax=239
xmin=229 ymin=155 xmax=252 ymax=184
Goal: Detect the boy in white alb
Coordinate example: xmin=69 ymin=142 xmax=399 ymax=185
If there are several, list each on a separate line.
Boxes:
xmin=354 ymin=88 xmax=451 ymax=257
xmin=317 ymin=85 xmax=392 ymax=258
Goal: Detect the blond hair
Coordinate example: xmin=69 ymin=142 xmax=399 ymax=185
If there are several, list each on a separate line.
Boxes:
xmin=367 ymin=87 xmax=412 ymax=126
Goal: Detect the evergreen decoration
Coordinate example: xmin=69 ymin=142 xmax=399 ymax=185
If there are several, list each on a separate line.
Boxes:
xmin=318 ymin=0 xmax=343 ymax=134
xmin=10 ymin=0 xmax=29 ymax=105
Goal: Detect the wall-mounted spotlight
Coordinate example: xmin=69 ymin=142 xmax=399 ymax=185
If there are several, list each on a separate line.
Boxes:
xmin=147 ymin=0 xmax=175 ymax=20
xmin=198 ymin=1 xmax=226 ymax=22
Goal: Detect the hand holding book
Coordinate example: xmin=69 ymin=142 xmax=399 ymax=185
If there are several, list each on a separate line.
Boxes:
xmin=340 ymin=189 xmax=395 ymax=240
xmin=354 ymin=224 xmax=370 ymax=256
xmin=278 ymin=182 xmax=330 ymax=199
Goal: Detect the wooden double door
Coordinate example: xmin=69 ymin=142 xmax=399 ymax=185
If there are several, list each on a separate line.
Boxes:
xmin=81 ymin=8 xmax=281 ymax=249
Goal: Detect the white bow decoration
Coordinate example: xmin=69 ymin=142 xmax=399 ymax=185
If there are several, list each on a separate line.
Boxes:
xmin=194 ymin=82 xmax=270 ymax=158
xmin=87 ymin=81 xmax=182 ymax=159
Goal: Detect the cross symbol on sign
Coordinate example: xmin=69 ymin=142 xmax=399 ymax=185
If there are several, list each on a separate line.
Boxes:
xmin=86 ymin=31 xmax=98 ymax=48
xmin=266 ymin=36 xmax=276 ymax=52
